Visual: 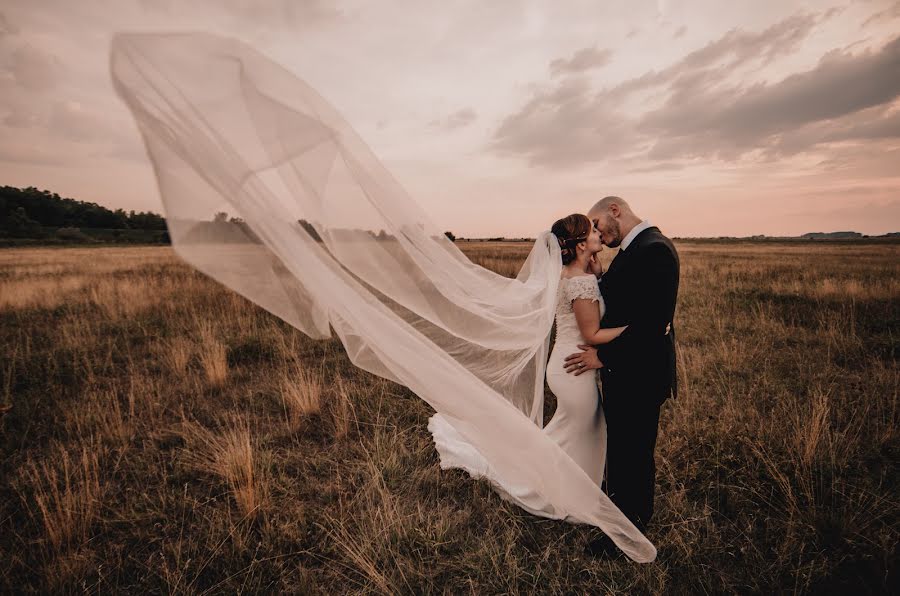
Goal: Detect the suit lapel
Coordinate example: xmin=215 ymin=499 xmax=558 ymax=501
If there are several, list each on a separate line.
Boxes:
xmin=600 ymin=246 xmax=629 ymax=299
xmin=605 ymin=249 xmax=625 ymax=275
xmin=602 ymin=226 xmax=659 ymax=288
xmin=629 ymin=226 xmax=659 ymax=252
xmin=606 ymin=241 xmax=634 ymax=275
xmin=605 ymin=240 xmax=636 ymax=275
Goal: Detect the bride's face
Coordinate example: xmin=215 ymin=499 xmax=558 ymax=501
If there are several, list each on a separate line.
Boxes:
xmin=582 ymin=219 xmax=603 ymax=255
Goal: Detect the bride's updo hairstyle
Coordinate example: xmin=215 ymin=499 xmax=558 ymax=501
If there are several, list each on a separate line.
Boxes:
xmin=551 ymin=214 xmax=591 ymax=265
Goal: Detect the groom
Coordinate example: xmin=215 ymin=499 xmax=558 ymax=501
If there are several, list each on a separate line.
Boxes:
xmin=564 ymin=196 xmax=680 ymax=551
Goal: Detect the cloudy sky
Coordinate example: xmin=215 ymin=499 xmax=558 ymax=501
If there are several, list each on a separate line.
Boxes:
xmin=1 ymin=0 xmax=898 ymax=237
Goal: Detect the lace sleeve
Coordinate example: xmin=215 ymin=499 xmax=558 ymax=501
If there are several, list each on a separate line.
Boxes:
xmin=566 ymin=276 xmax=600 ymax=304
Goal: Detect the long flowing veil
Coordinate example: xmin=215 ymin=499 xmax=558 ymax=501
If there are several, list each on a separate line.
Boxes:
xmin=109 ymin=31 xmax=655 ymax=563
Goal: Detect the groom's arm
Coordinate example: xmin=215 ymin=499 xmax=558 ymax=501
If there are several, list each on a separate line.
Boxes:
xmin=594 ymin=242 xmax=678 ymax=371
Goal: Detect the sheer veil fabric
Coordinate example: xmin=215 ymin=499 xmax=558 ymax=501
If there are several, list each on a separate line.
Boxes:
xmin=109 ymin=32 xmax=655 ymax=563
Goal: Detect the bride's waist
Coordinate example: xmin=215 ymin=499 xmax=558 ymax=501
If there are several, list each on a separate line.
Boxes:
xmin=549 ymin=340 xmax=588 ymax=361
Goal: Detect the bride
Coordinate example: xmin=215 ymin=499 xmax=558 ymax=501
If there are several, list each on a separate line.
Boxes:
xmin=544 ymin=214 xmax=626 ymax=484
xmin=109 ymin=31 xmax=655 ymax=563
xmin=430 ymin=213 xmax=626 ymax=506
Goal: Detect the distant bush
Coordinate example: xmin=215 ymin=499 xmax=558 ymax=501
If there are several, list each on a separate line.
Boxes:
xmin=2 ymin=206 xmax=45 ymax=238
xmin=55 ymin=227 xmax=96 ymax=243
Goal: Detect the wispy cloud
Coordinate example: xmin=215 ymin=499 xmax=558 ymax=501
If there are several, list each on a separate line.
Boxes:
xmin=863 ymin=0 xmax=900 ymax=27
xmin=491 ymin=12 xmax=900 ymax=168
xmin=549 ymin=46 xmax=613 ymax=77
xmin=641 ymin=36 xmax=900 ymax=160
xmin=429 ymin=107 xmax=478 ymax=131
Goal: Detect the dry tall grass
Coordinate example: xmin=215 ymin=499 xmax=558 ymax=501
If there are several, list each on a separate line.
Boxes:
xmin=280 ymin=364 xmax=323 ymax=427
xmin=178 ymin=413 xmax=268 ymax=520
xmin=0 ymin=241 xmax=897 ymax=593
xmin=16 ymin=442 xmax=105 ymax=554
xmin=196 ymin=319 xmax=229 ymax=387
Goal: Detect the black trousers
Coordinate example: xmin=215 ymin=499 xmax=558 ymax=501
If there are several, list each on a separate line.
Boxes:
xmin=600 ymin=372 xmax=665 ymax=532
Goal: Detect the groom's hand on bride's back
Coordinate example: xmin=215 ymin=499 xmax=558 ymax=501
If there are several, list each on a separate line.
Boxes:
xmin=564 ymin=345 xmax=604 ymax=375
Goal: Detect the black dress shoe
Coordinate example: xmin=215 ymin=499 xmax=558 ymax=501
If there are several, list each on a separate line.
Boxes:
xmin=584 ymin=535 xmax=623 ymax=559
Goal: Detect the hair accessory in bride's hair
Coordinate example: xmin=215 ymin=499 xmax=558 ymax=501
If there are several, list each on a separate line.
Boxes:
xmin=550 ymin=214 xmax=591 ymax=265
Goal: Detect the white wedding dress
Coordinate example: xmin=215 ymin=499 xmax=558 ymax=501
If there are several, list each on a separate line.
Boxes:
xmin=545 ymin=275 xmax=607 ymax=485
xmin=430 ymin=274 xmax=607 ymax=511
xmin=109 ymin=31 xmax=655 ymax=562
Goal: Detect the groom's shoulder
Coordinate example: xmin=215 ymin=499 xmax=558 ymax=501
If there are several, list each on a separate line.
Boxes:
xmin=638 ymin=227 xmax=676 ymax=251
xmin=634 ymin=229 xmax=679 ymax=265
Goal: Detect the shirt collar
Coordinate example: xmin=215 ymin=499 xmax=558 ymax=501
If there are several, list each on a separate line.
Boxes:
xmin=620 ymin=219 xmax=652 ymax=251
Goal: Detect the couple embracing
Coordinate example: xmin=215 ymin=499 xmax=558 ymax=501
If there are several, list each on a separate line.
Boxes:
xmin=547 ymin=196 xmax=680 ymax=556
xmin=433 ymin=195 xmax=680 ymax=558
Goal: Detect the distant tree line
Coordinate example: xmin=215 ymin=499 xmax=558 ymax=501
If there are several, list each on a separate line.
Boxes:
xmin=0 ymin=185 xmax=169 ymax=245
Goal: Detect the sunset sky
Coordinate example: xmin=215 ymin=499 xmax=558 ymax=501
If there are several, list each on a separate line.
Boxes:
xmin=1 ymin=0 xmax=898 ymax=238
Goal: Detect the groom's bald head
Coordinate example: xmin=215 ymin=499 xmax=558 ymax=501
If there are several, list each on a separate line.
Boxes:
xmin=587 ymin=196 xmax=641 ymax=248
xmin=589 ymin=196 xmax=634 ymax=218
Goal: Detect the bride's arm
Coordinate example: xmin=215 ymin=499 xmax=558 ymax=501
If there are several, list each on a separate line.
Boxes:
xmin=572 ymin=298 xmax=628 ymax=345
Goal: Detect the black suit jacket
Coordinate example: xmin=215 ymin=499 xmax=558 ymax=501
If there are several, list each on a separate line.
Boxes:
xmin=595 ymin=226 xmax=680 ymax=402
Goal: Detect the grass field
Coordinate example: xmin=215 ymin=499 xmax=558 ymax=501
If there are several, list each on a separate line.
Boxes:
xmin=1 ymin=240 xmax=897 ymax=593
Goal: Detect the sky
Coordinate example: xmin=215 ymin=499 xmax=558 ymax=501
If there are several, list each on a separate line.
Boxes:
xmin=1 ymin=0 xmax=898 ymax=238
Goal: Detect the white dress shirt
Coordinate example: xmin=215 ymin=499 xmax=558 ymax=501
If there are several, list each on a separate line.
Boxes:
xmin=619 ymin=219 xmax=652 ymax=252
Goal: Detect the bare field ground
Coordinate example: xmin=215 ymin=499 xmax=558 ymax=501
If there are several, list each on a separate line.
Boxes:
xmin=0 ymin=240 xmax=897 ymax=594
